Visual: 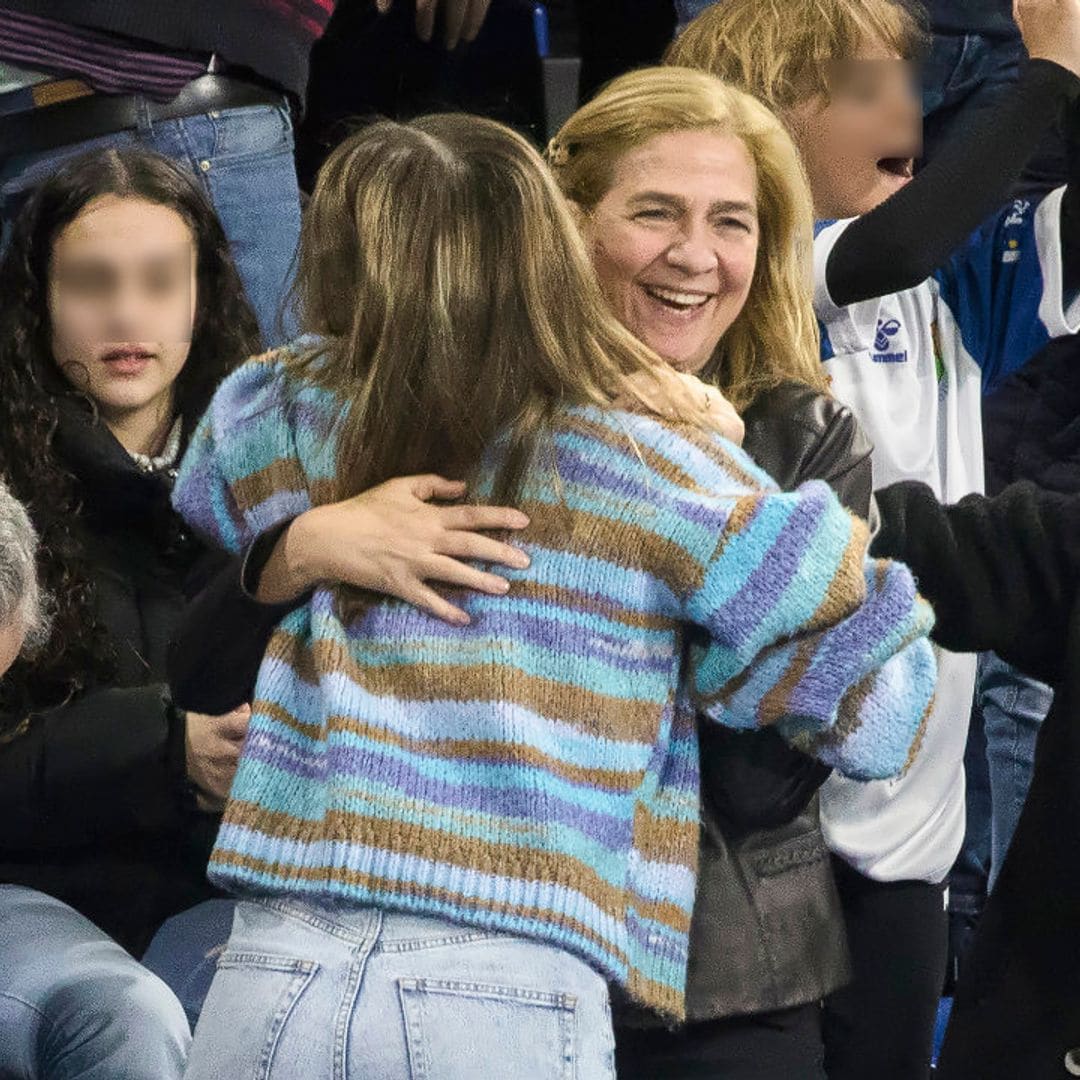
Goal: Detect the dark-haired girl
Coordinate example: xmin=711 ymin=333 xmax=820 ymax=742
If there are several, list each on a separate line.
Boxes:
xmin=0 ymin=145 xmax=260 ymax=1077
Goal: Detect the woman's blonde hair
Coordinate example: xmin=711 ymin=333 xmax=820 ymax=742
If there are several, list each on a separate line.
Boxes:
xmin=289 ymin=113 xmax=702 ymax=513
xmin=547 ymin=66 xmax=825 ymax=410
xmin=666 ymin=0 xmax=926 ymax=115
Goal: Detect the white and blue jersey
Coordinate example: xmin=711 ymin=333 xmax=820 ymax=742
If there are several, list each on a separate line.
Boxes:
xmin=813 ymin=186 xmax=1080 ymax=883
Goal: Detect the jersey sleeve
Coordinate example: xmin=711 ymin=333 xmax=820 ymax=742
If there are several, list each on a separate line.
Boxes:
xmin=813 ymin=219 xmax=886 ymax=360
xmin=933 ymin=187 xmax=1080 ymax=392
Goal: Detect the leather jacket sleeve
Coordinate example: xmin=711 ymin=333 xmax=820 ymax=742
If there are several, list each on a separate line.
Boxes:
xmin=700 ymin=382 xmax=875 ymax=835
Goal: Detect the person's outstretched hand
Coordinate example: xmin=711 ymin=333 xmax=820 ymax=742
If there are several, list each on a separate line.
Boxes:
xmin=375 ymin=0 xmax=493 ymax=49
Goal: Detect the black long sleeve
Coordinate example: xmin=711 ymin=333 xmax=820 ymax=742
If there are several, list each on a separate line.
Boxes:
xmin=0 ymin=683 xmax=188 ymax=852
xmin=169 ymin=520 xmax=306 ymax=714
xmin=827 ymin=59 xmax=1080 ymax=307
xmin=871 ymin=480 xmax=1080 ymax=685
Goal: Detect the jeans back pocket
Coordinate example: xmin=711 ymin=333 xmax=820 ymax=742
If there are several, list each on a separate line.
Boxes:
xmin=398 ymin=978 xmax=579 ymax=1080
xmin=187 ymin=952 xmax=319 ymax=1080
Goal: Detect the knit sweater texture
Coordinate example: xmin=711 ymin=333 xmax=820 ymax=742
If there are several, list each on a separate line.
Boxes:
xmin=173 ymin=347 xmax=936 ymax=1019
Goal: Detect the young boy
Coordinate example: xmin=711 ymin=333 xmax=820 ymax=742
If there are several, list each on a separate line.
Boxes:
xmin=668 ymin=0 xmax=1080 ymax=1076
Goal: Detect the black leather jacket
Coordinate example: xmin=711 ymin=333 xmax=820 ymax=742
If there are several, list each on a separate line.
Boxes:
xmin=616 ymin=380 xmax=874 ymax=1027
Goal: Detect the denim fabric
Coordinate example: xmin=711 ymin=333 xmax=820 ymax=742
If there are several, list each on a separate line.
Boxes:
xmin=949 ymin=651 xmax=1052 ymax=924
xmin=0 ymin=886 xmax=190 ymax=1080
xmin=980 ymin=651 xmax=1053 ymax=892
xmin=140 ymin=898 xmax=237 ymax=1031
xmin=0 ymin=102 xmax=301 ymax=345
xmin=185 ymin=898 xmax=617 ymax=1080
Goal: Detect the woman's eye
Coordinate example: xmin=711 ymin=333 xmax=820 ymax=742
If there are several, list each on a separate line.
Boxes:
xmin=716 ymin=218 xmax=753 ymax=233
xmin=633 ymin=208 xmax=674 ymax=221
xmin=64 ymin=272 xmax=112 ymax=298
xmin=145 ymin=272 xmax=182 ymax=296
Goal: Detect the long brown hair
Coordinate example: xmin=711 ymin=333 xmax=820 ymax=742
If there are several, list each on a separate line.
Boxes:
xmin=287 ymin=113 xmax=703 ymax=510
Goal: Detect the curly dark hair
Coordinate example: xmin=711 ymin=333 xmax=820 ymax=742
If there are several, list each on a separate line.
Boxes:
xmin=0 ymin=148 xmax=262 ymax=732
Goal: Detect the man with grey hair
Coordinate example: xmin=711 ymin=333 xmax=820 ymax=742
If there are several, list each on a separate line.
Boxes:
xmin=0 ymin=476 xmax=47 ymax=677
xmin=0 ymin=476 xmax=191 ymax=1078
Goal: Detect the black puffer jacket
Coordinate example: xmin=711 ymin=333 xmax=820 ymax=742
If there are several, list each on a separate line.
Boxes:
xmin=0 ymin=404 xmax=221 ymax=956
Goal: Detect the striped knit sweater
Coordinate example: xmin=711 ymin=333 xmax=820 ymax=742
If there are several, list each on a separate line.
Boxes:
xmin=173 ymin=348 xmax=936 ymax=1019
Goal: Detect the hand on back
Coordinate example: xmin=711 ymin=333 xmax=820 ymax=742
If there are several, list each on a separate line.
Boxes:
xmin=614 ymin=367 xmax=746 ymax=447
xmin=283 ymin=476 xmax=532 ymax=626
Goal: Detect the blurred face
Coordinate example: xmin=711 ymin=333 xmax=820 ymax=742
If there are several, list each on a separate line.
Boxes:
xmin=784 ymin=42 xmax=921 ymax=219
xmin=580 ymin=128 xmax=760 ymax=374
xmin=0 ymin=618 xmax=25 ymax=679
xmin=48 ymin=194 xmax=197 ymax=441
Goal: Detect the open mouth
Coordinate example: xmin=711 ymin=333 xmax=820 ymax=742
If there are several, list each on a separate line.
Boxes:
xmin=642 ymin=284 xmax=714 ymax=312
xmin=876 ymin=156 xmax=914 ymax=179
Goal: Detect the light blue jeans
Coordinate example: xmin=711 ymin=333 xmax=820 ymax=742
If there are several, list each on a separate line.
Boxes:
xmin=0 ymin=101 xmax=301 ymax=345
xmin=980 ymin=651 xmax=1053 ymax=892
xmin=0 ymin=886 xmax=190 ymax=1079
xmin=185 ymin=897 xmax=618 ymax=1080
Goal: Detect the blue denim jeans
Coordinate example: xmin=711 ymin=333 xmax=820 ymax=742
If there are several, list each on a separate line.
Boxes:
xmin=140 ymin=898 xmax=237 ymax=1031
xmin=950 ymin=652 xmax=1051 ymax=919
xmin=0 ymin=886 xmax=190 ymax=1079
xmin=0 ymin=101 xmax=301 ymax=345
xmin=185 ymin=897 xmax=618 ymax=1080
xmin=980 ymin=651 xmax=1052 ymax=891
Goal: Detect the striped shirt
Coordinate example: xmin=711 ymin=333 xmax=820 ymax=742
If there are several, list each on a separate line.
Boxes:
xmin=0 ymin=8 xmax=206 ymax=101
xmin=172 ymin=345 xmax=936 ymax=1020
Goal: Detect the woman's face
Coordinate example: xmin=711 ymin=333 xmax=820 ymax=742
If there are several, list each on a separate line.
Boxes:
xmin=580 ymin=128 xmax=760 ymax=374
xmin=48 ymin=194 xmax=197 ymax=433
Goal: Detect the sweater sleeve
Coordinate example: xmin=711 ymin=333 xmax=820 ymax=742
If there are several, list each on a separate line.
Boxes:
xmin=685 ymin=480 xmax=936 ymax=781
xmin=172 ymin=356 xmax=315 ymax=554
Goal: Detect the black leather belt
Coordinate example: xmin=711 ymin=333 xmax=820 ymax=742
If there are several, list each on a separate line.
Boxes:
xmin=0 ymin=75 xmax=285 ymax=158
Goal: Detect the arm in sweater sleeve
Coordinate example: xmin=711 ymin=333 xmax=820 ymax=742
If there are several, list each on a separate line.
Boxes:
xmin=871 ymin=480 xmax=1080 ymax=684
xmin=702 ymin=394 xmax=873 ymax=831
xmin=827 ymin=59 xmax=1080 ymax=306
xmin=0 ymin=683 xmax=190 ymax=852
xmin=686 ymin=480 xmax=936 ymax=781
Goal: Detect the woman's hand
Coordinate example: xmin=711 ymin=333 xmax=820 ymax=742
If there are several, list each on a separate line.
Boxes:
xmin=375 ymin=0 xmax=492 ymax=49
xmin=259 ymin=475 xmax=531 ymax=625
xmin=184 ymin=704 xmax=251 ymax=812
xmin=615 ymin=367 xmax=746 ymax=446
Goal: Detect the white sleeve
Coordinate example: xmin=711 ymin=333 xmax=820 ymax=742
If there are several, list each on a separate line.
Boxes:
xmin=814 ymin=219 xmax=885 ymax=356
xmin=1034 ymin=186 xmax=1080 ymax=337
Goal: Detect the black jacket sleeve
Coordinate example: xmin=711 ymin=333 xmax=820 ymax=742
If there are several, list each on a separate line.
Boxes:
xmin=700 ymin=385 xmax=874 ymax=834
xmin=827 ymin=59 xmax=1080 ymax=306
xmin=871 ymin=480 xmax=1080 ymax=684
xmin=0 ymin=683 xmax=190 ymax=852
xmin=169 ymin=519 xmax=306 ymax=714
